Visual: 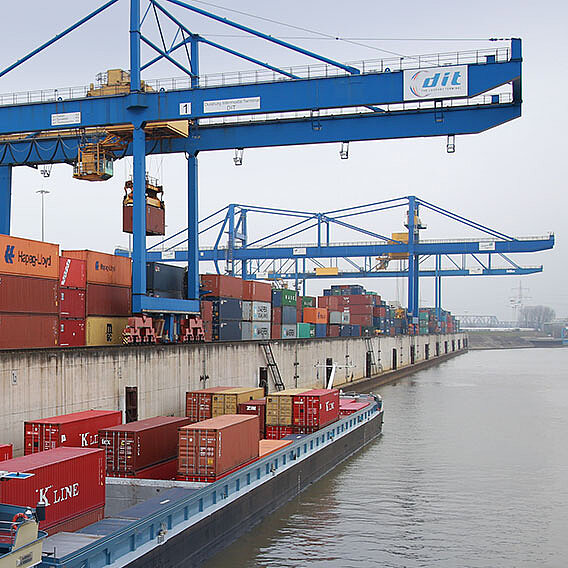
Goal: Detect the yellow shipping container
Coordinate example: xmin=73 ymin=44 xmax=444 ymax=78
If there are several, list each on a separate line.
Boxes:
xmin=86 ymin=317 xmax=129 ymax=346
xmin=266 ymin=389 xmax=308 ymax=426
xmin=315 ymin=267 xmax=339 ymax=276
xmin=212 ymin=387 xmax=264 ymax=417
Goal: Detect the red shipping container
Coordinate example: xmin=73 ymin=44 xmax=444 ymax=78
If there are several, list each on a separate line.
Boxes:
xmin=272 ymin=307 xmax=282 ymax=324
xmin=293 ymin=389 xmax=340 ymax=429
xmin=62 ymin=250 xmax=131 ymax=287
xmin=344 ymin=304 xmax=374 ymax=316
xmin=271 ymin=324 xmax=281 ymax=339
xmin=60 ymin=288 xmax=86 ymax=318
xmin=108 ymin=458 xmax=178 ymax=480
xmin=202 ymin=321 xmax=212 ymax=342
xmin=0 ymin=274 xmax=58 ymax=314
xmin=200 ymin=301 xmax=213 ymax=322
xmin=318 ymin=296 xmax=342 ymax=311
xmin=0 ymin=314 xmax=59 ymax=349
xmin=200 ymin=274 xmax=243 ymax=299
xmin=341 ymin=295 xmax=374 ymax=305
xmin=59 ymin=319 xmax=86 ymax=347
xmin=25 ymin=410 xmax=122 ymax=455
xmin=123 ymin=203 xmax=165 ymax=236
xmin=99 ymin=416 xmax=190 ymax=474
xmin=350 ymin=314 xmax=373 ymax=327
xmin=59 ymin=257 xmax=86 ymax=289
xmin=0 ymin=447 xmax=105 ymax=534
xmin=185 ymin=387 xmax=231 ymax=423
xmin=242 ymin=280 xmax=271 ymax=302
xmin=265 ymin=425 xmax=294 ymax=440
xmin=238 ymin=399 xmax=266 ymax=438
xmin=328 ymin=324 xmax=340 ymax=337
xmin=178 ymin=415 xmax=259 ymax=480
xmin=86 ymin=283 xmax=131 ymax=316
xmin=0 ymin=443 xmax=12 ymax=461
xmin=339 ymin=401 xmax=370 ymax=416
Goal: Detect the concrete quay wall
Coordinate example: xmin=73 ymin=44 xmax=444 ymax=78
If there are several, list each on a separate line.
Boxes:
xmin=0 ymin=333 xmax=467 ymax=454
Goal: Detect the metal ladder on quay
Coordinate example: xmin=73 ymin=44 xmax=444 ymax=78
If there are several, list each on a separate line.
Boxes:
xmin=260 ymin=342 xmax=286 ymax=391
xmin=364 ymin=336 xmax=381 ymax=376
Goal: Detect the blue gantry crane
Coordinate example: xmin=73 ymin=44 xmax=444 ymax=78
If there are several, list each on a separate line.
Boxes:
xmin=0 ymin=0 xmax=526 ymax=317
xmin=126 ymin=195 xmax=553 ymax=321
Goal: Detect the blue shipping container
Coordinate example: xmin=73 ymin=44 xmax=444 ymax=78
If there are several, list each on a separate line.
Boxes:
xmin=212 ymin=320 xmax=242 ymax=341
xmin=208 ymin=297 xmax=242 ymax=321
xmin=281 ymin=305 xmax=297 ymax=325
xmin=315 ymin=324 xmax=327 ymax=338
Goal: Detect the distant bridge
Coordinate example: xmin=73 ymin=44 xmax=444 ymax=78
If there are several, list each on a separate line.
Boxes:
xmin=455 ymin=315 xmax=520 ymax=328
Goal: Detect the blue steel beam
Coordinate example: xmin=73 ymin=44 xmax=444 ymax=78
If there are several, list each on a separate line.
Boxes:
xmin=0 ymin=59 xmax=520 ymax=135
xmin=0 ymin=166 xmax=11 ymax=234
xmin=0 ymin=103 xmax=521 ymax=166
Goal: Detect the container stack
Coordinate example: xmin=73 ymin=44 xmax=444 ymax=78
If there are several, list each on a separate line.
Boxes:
xmin=0 ymin=447 xmax=106 ymax=534
xmin=24 ymin=409 xmax=122 ymax=454
xmin=237 ymin=398 xmax=267 ymax=439
xmin=62 ymin=250 xmax=132 ymax=346
xmin=59 ymin=256 xmax=87 ymax=347
xmin=201 ymin=274 xmax=243 ymax=341
xmin=241 ymin=280 xmax=272 ymax=340
xmin=292 ymin=389 xmax=340 ymax=433
xmin=200 ymin=300 xmax=213 ymax=341
xmin=99 ymin=416 xmax=190 ymax=479
xmin=301 ymin=306 xmax=328 ymax=338
xmin=211 ymin=387 xmax=265 ymax=416
xmin=177 ymin=414 xmax=260 ymax=482
xmin=0 ymin=443 xmax=12 ymax=461
xmin=339 ymin=398 xmax=370 ymax=416
xmin=265 ymin=388 xmax=308 ymax=439
xmin=272 ymin=289 xmax=297 ymax=339
xmin=185 ymin=387 xmax=231 ymax=422
xmin=0 ymin=235 xmax=60 ymax=348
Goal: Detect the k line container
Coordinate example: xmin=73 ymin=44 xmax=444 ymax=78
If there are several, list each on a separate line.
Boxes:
xmin=0 ymin=443 xmax=12 ymax=461
xmin=62 ymin=250 xmax=132 ymax=287
xmin=59 ymin=288 xmax=86 ymax=318
xmin=266 ymin=389 xmax=308 ymax=426
xmin=99 ymin=416 xmax=191 ymax=474
xmin=86 ymin=283 xmax=131 ymax=316
xmin=238 ymin=398 xmax=266 ymax=438
xmin=177 ymin=415 xmax=260 ymax=480
xmin=59 ymin=319 xmax=86 ymax=347
xmin=0 ymin=447 xmax=105 ymax=534
xmin=200 ymin=274 xmax=243 ymax=299
xmin=0 ymin=274 xmax=58 ymax=313
xmin=25 ymin=410 xmax=122 ymax=454
xmin=0 ymin=313 xmax=59 ymax=349
xmin=0 ymin=235 xmax=59 ymax=280
xmin=185 ymin=387 xmax=232 ymax=423
xmin=85 ymin=316 xmax=129 ymax=346
xmin=293 ymin=389 xmax=340 ymax=429
xmin=212 ymin=387 xmax=265 ymax=417
xmin=59 ymin=257 xmax=86 ymax=289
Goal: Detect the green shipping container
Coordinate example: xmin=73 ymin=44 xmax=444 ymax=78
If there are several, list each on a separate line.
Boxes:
xmin=281 ymin=289 xmax=297 ymax=306
xmin=301 ymin=296 xmax=316 ymax=308
xmin=297 ymin=322 xmax=315 ymax=338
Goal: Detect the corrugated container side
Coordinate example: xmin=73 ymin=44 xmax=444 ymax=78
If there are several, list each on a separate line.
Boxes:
xmin=293 ymin=389 xmax=340 ymax=428
xmin=265 ymin=425 xmax=294 ymax=440
xmin=59 ymin=257 xmax=87 ymax=289
xmin=200 ymin=274 xmax=243 ymax=299
xmin=178 ymin=415 xmax=259 ymax=479
xmin=108 ymin=458 xmax=178 ymax=481
xmin=99 ymin=416 xmax=191 ymax=473
xmin=62 ymin=250 xmax=132 ymax=287
xmin=252 ymin=301 xmax=271 ymax=322
xmin=85 ymin=316 xmax=129 ymax=346
xmin=0 ymin=235 xmax=59 ymax=280
xmin=242 ymin=280 xmax=272 ymax=302
xmin=212 ymin=388 xmax=265 ymax=417
xmin=238 ymin=399 xmax=266 ymax=438
xmin=0 ymin=314 xmax=59 ymax=349
xmin=0 ymin=274 xmax=58 ymax=313
xmin=59 ymin=319 xmax=86 ymax=347
xmin=271 ymin=324 xmax=281 ymax=339
xmin=266 ymin=389 xmax=307 ymax=426
xmin=0 ymin=447 xmax=105 ymax=534
xmin=0 ymin=443 xmax=12 ymax=461
xmin=60 ymin=288 xmax=86 ymax=318
xmin=86 ymin=284 xmax=131 ymax=316
xmin=281 ymin=324 xmax=297 ymax=339
xmin=259 ymin=439 xmax=292 ymax=457
xmin=25 ymin=410 xmax=122 ymax=454
xmin=185 ymin=387 xmax=232 ymax=422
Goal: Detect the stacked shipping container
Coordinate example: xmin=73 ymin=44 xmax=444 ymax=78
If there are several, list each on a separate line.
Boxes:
xmin=0 ymin=443 xmax=12 ymax=461
xmin=59 ymin=257 xmax=87 ymax=346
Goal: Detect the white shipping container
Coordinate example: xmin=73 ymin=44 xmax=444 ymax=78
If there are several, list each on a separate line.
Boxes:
xmin=252 ymin=301 xmax=271 ymax=322
xmin=281 ymin=324 xmax=297 ymax=339
xmin=242 ymin=301 xmax=252 ymax=321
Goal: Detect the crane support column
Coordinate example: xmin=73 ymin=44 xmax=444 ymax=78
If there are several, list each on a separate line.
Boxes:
xmin=407 ymin=196 xmax=419 ymax=321
xmin=187 ymin=152 xmax=200 ymax=300
xmin=435 ymin=255 xmax=442 ymax=320
xmin=132 ymin=126 xmax=147 ymax=312
xmin=130 ymin=0 xmax=141 ymax=91
xmin=0 ymin=166 xmax=12 ymax=235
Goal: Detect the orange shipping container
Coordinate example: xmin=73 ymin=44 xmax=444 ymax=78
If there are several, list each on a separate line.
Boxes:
xmin=0 ymin=234 xmax=59 ymax=279
xmin=303 ymin=307 xmax=328 ymax=324
xmin=62 ymin=250 xmax=131 ymax=287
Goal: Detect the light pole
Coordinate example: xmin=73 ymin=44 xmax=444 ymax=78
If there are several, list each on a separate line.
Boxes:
xmin=36 ymin=189 xmax=50 ymax=241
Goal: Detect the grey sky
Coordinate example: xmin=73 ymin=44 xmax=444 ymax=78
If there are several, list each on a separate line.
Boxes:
xmin=2 ymin=0 xmax=566 ymax=320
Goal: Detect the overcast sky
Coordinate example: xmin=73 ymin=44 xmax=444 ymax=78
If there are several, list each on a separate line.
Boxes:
xmin=2 ymin=0 xmax=566 ymax=320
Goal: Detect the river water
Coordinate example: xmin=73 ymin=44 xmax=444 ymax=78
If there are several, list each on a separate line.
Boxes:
xmin=204 ymin=348 xmax=568 ymax=567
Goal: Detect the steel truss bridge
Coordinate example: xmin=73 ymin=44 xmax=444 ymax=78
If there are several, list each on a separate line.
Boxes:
xmin=0 ymin=0 xmax=535 ymax=317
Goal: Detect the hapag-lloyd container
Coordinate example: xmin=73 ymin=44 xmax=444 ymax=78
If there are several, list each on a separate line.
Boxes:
xmin=25 ymin=410 xmax=122 ymax=455
xmin=86 ymin=284 xmax=131 ymax=316
xmin=0 ymin=235 xmax=59 ymax=279
xmin=59 ymin=319 xmax=86 ymax=347
xmin=0 ymin=274 xmax=59 ymax=313
xmin=238 ymin=398 xmax=266 ymax=438
xmin=0 ymin=443 xmax=12 ymax=461
xmin=185 ymin=387 xmax=232 ymax=423
xmin=292 ymin=389 xmax=340 ymax=429
xmin=177 ymin=415 xmax=260 ymax=481
xmin=99 ymin=416 xmax=191 ymax=474
xmin=59 ymin=257 xmax=86 ymax=289
xmin=0 ymin=447 xmax=105 ymax=534
xmin=0 ymin=313 xmax=59 ymax=348
xmin=60 ymin=288 xmax=86 ymax=318
xmin=200 ymin=274 xmax=243 ymax=299
xmin=212 ymin=387 xmax=265 ymax=416
xmin=266 ymin=389 xmax=308 ymax=426
xmin=62 ymin=250 xmax=132 ymax=287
